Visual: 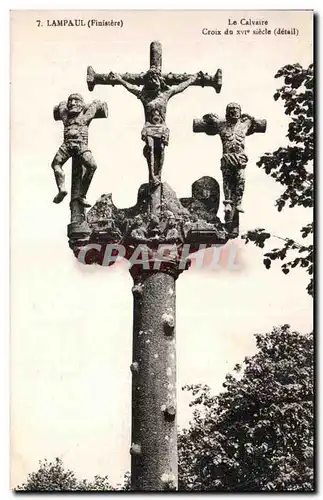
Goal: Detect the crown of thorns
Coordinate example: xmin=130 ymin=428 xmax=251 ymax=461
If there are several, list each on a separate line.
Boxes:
xmin=146 ymin=66 xmax=161 ymax=76
xmin=143 ymin=68 xmax=168 ymax=89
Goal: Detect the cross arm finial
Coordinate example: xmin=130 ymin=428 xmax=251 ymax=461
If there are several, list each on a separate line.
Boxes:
xmin=86 ymin=41 xmax=222 ymax=93
xmin=241 ymin=114 xmax=267 ymax=135
xmin=53 ymin=99 xmax=108 ymax=121
xmin=53 ymin=101 xmax=68 ymax=121
xmin=193 ymin=113 xmax=221 ymax=135
xmin=83 ymin=100 xmax=109 ymax=120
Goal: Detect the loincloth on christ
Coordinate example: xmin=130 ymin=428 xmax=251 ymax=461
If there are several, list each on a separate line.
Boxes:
xmin=141 ymin=123 xmax=170 ymax=144
xmin=220 ymin=152 xmax=248 ymax=171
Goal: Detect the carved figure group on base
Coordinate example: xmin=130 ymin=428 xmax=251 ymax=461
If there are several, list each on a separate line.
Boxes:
xmin=52 ymin=41 xmax=267 ymax=250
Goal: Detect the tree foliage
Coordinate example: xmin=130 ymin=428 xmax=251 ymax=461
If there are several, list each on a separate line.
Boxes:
xmin=243 ymin=63 xmax=313 ymax=296
xmin=15 ymin=457 xmax=130 ymax=491
xmin=178 ymin=325 xmax=314 ymax=492
xmin=16 ymin=327 xmax=314 ymax=492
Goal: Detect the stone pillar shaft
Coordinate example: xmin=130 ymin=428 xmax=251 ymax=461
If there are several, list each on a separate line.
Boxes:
xmin=131 ymin=269 xmax=178 ymax=491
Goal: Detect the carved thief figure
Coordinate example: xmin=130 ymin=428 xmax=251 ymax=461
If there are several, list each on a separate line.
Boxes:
xmin=193 ymin=103 xmax=266 ymax=214
xmin=52 ymin=93 xmax=105 ymax=206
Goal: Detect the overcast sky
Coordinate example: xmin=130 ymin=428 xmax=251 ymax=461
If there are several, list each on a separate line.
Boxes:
xmin=10 ymin=9 xmax=313 ymax=487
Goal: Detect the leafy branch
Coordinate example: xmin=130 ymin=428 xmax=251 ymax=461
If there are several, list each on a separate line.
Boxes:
xmin=243 ymin=63 xmax=313 ymax=296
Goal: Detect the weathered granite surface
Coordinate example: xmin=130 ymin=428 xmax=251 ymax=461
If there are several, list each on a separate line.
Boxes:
xmin=87 ymin=41 xmax=222 ymax=191
xmin=68 ymin=177 xmax=228 ymax=263
xmin=193 ymin=103 xmax=266 ymax=232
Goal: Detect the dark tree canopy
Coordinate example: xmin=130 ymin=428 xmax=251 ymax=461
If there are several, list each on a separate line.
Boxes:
xmin=243 ymin=63 xmax=313 ymax=296
xmin=15 ymin=457 xmax=129 ymax=491
xmin=178 ymin=325 xmax=314 ymax=492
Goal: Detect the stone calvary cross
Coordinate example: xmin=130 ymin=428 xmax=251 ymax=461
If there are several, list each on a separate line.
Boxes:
xmin=87 ymin=41 xmax=222 ymax=215
xmin=52 ymin=40 xmax=265 ymax=491
xmin=87 ymin=41 xmax=222 ymax=93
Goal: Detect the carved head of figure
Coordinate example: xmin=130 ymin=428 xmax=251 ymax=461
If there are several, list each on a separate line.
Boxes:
xmin=149 ymin=214 xmax=160 ymax=227
xmin=168 ymin=217 xmax=176 ymax=229
xmin=133 ymin=214 xmax=144 ymax=228
xmin=164 ymin=210 xmax=176 ymax=228
xmin=226 ymin=102 xmax=241 ymax=124
xmin=67 ymin=93 xmax=85 ymax=115
xmin=144 ymin=67 xmax=167 ymax=92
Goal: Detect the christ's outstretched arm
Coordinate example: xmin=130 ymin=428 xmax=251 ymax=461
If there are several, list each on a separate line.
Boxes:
xmin=112 ymin=73 xmax=141 ymax=97
xmin=167 ymin=72 xmax=199 ymax=97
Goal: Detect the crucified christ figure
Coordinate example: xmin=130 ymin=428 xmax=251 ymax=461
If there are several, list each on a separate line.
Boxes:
xmin=111 ymin=69 xmax=201 ymax=187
